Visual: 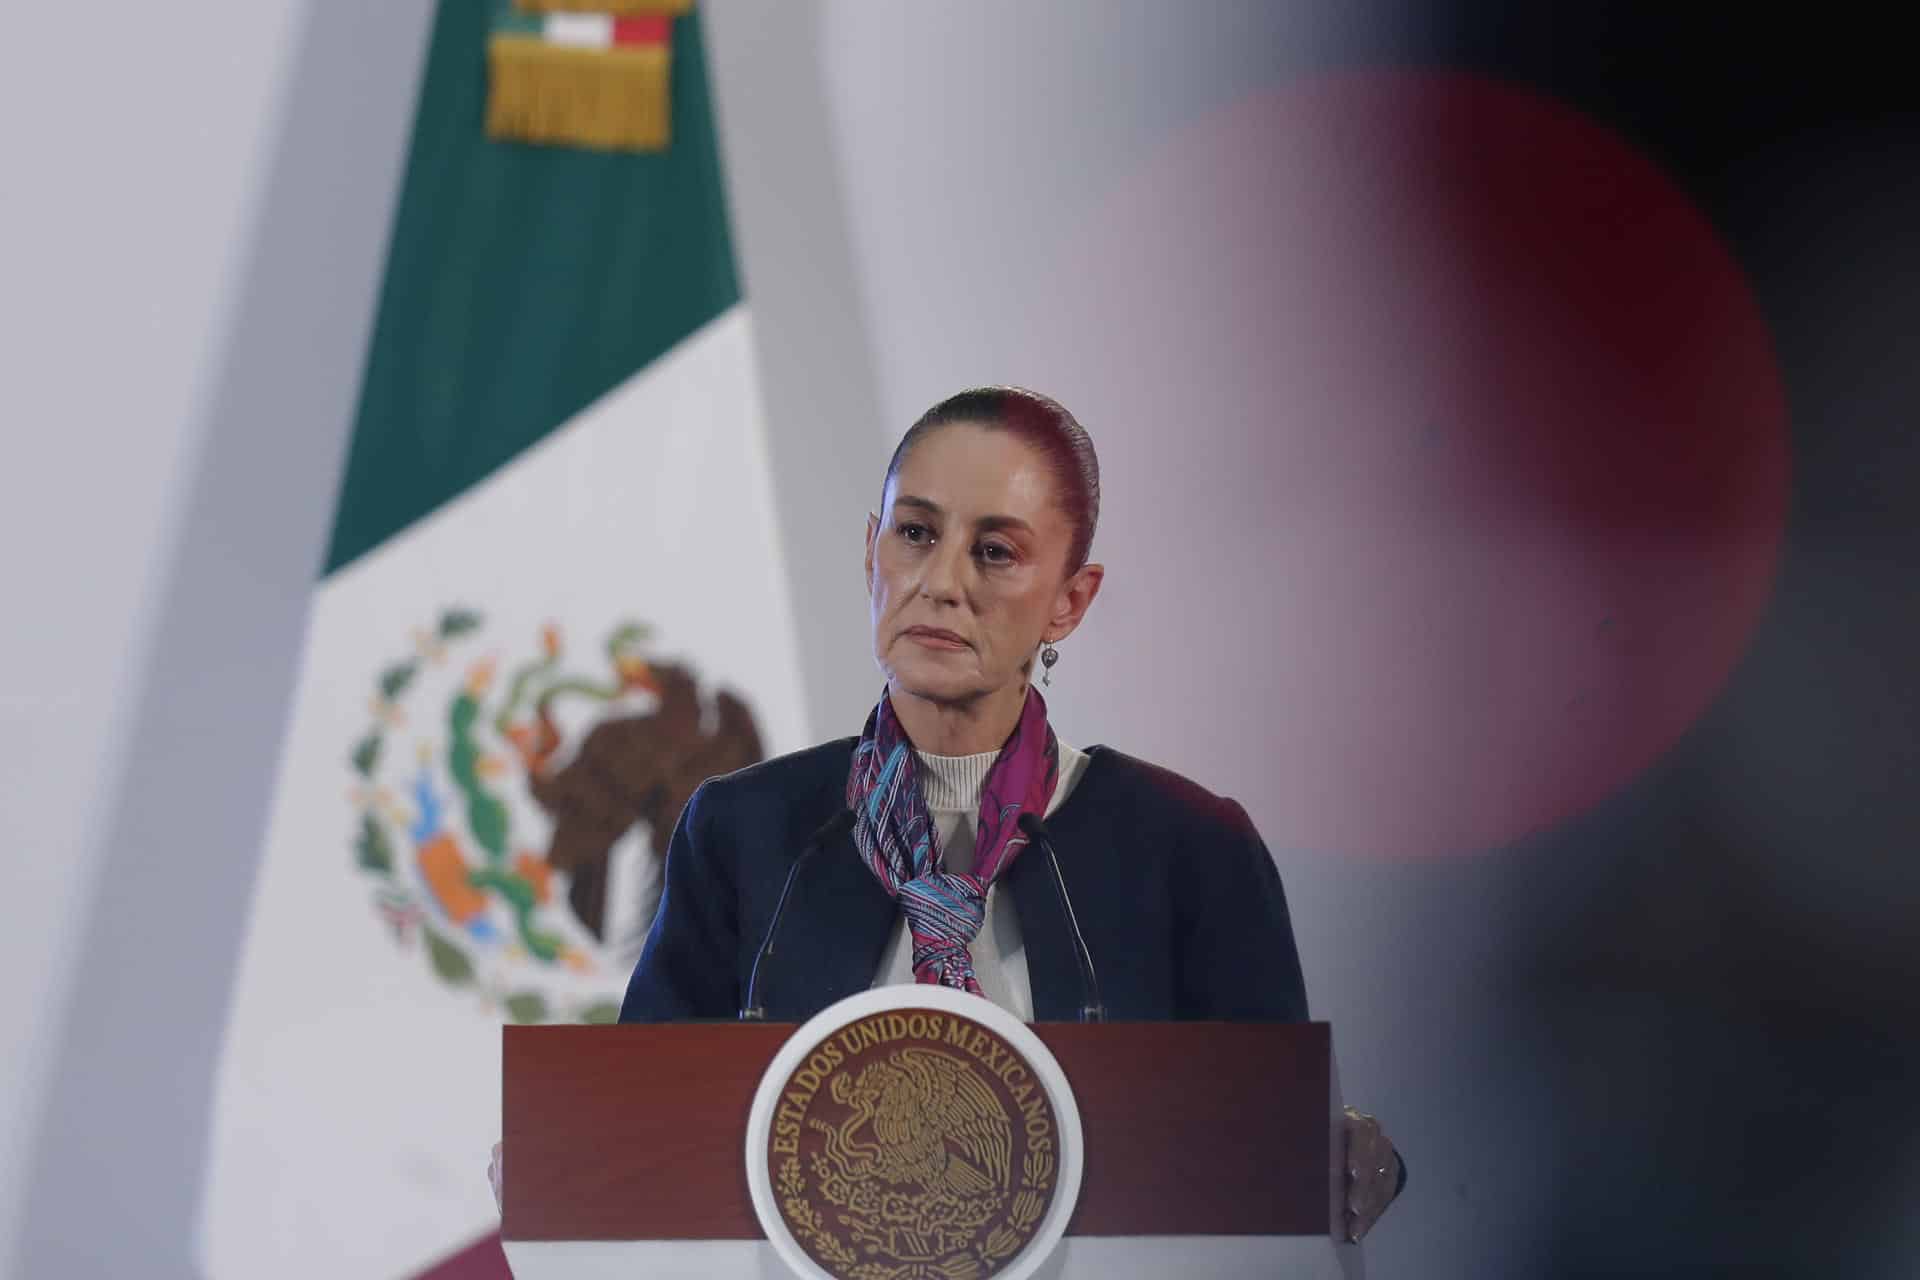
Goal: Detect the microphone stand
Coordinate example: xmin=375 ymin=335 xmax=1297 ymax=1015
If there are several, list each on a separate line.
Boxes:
xmin=1017 ymin=813 xmax=1106 ymax=1023
xmin=739 ymin=809 xmax=854 ymax=1021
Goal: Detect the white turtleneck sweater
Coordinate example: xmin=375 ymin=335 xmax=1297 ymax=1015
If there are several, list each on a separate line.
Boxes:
xmin=872 ymin=740 xmax=1091 ymax=1021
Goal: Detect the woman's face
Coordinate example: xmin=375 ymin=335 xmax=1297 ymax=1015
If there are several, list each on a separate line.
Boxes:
xmin=865 ymin=423 xmax=1102 ymax=712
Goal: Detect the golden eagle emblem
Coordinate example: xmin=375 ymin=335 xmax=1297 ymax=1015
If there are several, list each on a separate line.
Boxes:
xmin=820 ymin=1048 xmax=1013 ymax=1201
xmin=768 ymin=1009 xmax=1060 ymax=1278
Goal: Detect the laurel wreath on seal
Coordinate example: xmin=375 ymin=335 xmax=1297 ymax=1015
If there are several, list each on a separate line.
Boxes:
xmin=979 ymin=1149 xmax=1052 ymax=1268
xmin=776 ymin=1136 xmax=1053 ymax=1280
xmin=779 ymin=1156 xmax=864 ymax=1272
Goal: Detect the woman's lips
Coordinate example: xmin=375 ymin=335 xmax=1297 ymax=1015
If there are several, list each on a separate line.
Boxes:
xmin=902 ymin=626 xmax=970 ymax=650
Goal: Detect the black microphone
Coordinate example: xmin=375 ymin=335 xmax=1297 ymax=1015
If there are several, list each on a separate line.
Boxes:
xmin=1017 ymin=813 xmax=1106 ymax=1023
xmin=740 ymin=809 xmax=855 ymax=1021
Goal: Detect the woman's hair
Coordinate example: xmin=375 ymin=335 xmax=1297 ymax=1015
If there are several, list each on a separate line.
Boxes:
xmin=882 ymin=386 xmax=1101 ymax=573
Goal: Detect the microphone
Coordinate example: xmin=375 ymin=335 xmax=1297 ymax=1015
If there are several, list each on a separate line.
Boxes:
xmin=1017 ymin=813 xmax=1106 ymax=1023
xmin=740 ymin=809 xmax=855 ymax=1020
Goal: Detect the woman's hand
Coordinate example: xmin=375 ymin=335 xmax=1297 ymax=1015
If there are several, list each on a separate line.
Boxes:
xmin=489 ymin=1141 xmax=504 ymax=1215
xmin=1342 ymin=1106 xmax=1402 ymax=1242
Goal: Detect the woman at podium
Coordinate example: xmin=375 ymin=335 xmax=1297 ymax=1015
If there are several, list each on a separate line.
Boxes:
xmin=614 ymin=386 xmax=1403 ymax=1237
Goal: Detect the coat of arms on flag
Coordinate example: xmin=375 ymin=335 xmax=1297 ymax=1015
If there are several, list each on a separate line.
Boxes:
xmin=487 ymin=0 xmax=695 ymax=152
xmin=350 ymin=608 xmax=764 ymax=1024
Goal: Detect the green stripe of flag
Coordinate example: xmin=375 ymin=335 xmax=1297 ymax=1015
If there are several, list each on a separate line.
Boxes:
xmin=324 ymin=0 xmax=736 ymax=574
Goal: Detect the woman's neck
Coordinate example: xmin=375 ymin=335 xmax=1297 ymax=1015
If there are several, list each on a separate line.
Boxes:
xmin=889 ymin=681 xmax=1026 ymax=756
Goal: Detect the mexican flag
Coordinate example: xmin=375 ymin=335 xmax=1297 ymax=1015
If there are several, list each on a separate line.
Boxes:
xmin=198 ymin=4 xmax=808 ymax=1276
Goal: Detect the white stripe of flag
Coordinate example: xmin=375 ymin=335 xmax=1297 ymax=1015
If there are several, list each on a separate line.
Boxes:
xmin=543 ymin=14 xmax=614 ymax=48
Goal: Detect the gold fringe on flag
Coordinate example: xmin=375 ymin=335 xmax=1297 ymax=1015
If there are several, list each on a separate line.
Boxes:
xmin=486 ymin=36 xmax=672 ymax=153
xmin=514 ymin=0 xmax=692 ymax=14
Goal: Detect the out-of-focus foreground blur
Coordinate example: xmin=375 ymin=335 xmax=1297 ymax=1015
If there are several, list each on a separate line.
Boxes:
xmin=2 ymin=3 xmax=1914 ymax=1278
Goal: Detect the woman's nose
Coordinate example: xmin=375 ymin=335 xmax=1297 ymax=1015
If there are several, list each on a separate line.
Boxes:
xmin=918 ymin=541 xmax=967 ymax=602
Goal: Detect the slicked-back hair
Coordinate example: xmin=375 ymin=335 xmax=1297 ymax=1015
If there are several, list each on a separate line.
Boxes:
xmin=881 ymin=386 xmax=1101 ymax=573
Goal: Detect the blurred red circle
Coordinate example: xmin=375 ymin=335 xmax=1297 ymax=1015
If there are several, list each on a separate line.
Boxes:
xmin=1041 ymin=72 xmax=1789 ymax=854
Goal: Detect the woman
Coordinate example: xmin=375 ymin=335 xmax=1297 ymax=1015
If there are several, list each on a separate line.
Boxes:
xmin=613 ymin=386 xmax=1404 ymax=1239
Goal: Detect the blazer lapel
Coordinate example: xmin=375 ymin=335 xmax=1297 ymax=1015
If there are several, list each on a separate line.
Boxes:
xmin=765 ymin=826 xmax=896 ymax=1020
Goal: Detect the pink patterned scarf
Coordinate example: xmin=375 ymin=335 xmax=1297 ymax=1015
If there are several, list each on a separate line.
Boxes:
xmin=846 ymin=687 xmax=1060 ymax=994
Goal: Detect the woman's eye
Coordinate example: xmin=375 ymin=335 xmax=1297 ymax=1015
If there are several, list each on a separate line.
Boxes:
xmin=976 ymin=542 xmax=1015 ymax=565
xmin=897 ymin=522 xmax=932 ymax=544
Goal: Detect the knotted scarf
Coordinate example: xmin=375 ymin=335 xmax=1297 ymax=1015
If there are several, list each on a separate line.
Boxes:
xmin=846 ymin=687 xmax=1060 ymax=994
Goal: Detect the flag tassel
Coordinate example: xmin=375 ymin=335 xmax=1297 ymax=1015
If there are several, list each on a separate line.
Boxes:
xmin=486 ymin=37 xmax=672 ymax=153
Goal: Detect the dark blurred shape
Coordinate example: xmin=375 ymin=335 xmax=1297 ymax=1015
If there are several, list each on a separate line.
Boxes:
xmin=1467 ymin=9 xmax=1920 ymax=1274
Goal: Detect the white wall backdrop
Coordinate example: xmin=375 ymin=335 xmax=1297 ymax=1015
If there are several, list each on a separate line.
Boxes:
xmin=0 ymin=0 xmax=315 ymax=1269
xmin=0 ymin=4 xmax=437 ymax=1276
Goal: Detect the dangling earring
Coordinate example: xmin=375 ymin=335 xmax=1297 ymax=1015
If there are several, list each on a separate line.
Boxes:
xmin=1040 ymin=639 xmax=1060 ymax=687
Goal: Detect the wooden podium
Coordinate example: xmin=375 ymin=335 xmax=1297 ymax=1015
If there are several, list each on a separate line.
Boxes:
xmin=501 ymin=1021 xmax=1364 ymax=1279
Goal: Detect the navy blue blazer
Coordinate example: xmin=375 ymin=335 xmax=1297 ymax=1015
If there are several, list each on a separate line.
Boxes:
xmin=619 ymin=738 xmax=1309 ymax=1024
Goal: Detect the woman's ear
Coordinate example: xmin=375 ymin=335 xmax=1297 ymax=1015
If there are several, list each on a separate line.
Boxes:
xmin=1047 ymin=562 xmax=1106 ymax=642
xmin=864 ymin=513 xmax=880 ymax=595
